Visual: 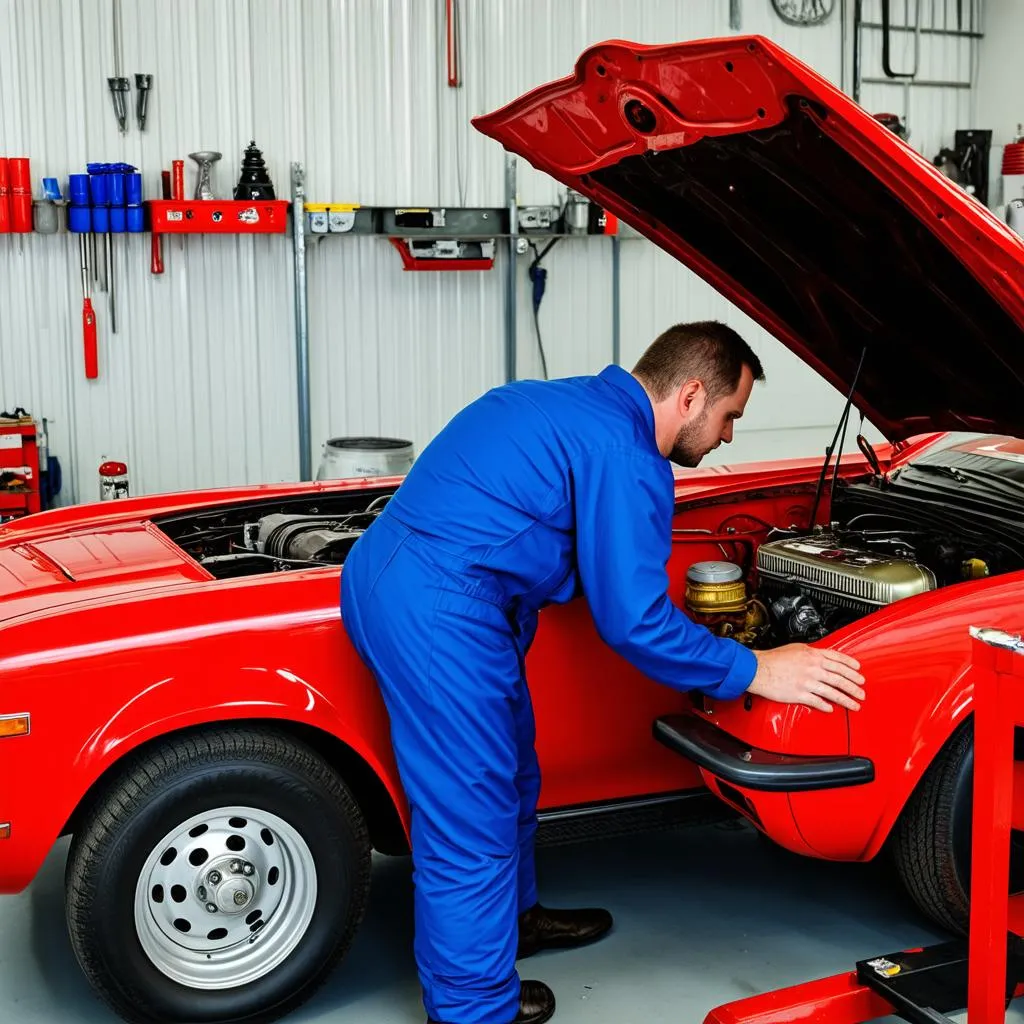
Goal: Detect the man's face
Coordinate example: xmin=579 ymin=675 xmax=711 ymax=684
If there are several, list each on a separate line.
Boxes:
xmin=670 ymin=364 xmax=755 ymax=468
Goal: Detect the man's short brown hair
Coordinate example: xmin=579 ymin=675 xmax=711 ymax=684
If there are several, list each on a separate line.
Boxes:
xmin=632 ymin=321 xmax=765 ymax=403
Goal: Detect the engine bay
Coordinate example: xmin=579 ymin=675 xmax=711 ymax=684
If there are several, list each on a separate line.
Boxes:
xmin=153 ymin=453 xmax=1024 ymax=650
xmin=154 ymin=489 xmax=395 ymax=579
xmin=682 ymin=472 xmax=1024 ymax=648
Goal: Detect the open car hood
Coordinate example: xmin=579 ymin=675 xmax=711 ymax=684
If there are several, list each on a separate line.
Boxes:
xmin=473 ymin=36 xmax=1024 ymax=442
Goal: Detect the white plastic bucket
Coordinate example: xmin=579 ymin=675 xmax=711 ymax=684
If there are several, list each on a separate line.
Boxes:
xmin=315 ymin=437 xmax=415 ymax=480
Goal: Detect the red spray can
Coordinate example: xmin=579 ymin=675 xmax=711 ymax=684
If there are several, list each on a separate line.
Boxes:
xmin=0 ymin=159 xmax=9 ymax=232
xmin=9 ymin=158 xmax=31 ymax=233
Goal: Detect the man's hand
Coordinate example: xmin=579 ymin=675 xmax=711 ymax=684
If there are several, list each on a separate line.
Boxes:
xmin=747 ymin=644 xmax=865 ymax=712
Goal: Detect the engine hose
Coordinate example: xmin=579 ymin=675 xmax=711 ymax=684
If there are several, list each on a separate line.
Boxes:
xmin=671 ymin=531 xmax=756 ymax=572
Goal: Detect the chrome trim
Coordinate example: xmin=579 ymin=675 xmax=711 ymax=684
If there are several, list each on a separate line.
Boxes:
xmin=536 ymin=792 xmax=699 ymax=824
xmin=970 ymin=626 xmax=1024 ymax=655
xmin=0 ymin=713 xmax=31 ymax=737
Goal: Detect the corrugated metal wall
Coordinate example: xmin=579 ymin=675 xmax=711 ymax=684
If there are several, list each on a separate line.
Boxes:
xmin=0 ymin=0 xmax=984 ymax=501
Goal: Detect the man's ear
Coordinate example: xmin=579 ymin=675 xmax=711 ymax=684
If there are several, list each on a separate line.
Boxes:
xmin=677 ymin=379 xmax=704 ymax=418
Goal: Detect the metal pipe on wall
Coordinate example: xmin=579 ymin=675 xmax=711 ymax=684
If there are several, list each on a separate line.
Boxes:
xmin=840 ymin=0 xmax=847 ymax=93
xmin=504 ymin=153 xmax=518 ymax=383
xmin=291 ymin=162 xmax=312 ymax=481
xmin=853 ymin=0 xmax=862 ymax=102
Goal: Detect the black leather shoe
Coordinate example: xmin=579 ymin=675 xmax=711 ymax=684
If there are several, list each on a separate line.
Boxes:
xmin=517 ymin=903 xmax=613 ymax=959
xmin=427 ymin=979 xmax=555 ymax=1024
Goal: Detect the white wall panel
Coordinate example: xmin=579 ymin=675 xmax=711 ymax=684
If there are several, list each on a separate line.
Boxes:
xmin=0 ymin=0 xmax=987 ymax=503
xmin=975 ymin=0 xmax=1024 ymax=219
xmin=306 ymin=234 xmax=504 ymax=454
xmin=515 ymin=236 xmax=615 ymax=381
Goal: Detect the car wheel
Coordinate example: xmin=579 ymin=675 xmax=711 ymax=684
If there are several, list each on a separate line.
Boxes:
xmin=65 ymin=727 xmax=371 ymax=1024
xmin=892 ymin=718 xmax=1024 ymax=935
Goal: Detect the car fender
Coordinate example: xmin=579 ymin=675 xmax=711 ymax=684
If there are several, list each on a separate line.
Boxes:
xmin=73 ymin=665 xmax=406 ymax=825
xmin=785 ymin=571 xmax=1024 ymax=861
xmin=0 ymin=585 xmax=408 ymax=893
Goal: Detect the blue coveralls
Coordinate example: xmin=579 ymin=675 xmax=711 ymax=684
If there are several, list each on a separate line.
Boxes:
xmin=340 ymin=364 xmax=757 ymax=1023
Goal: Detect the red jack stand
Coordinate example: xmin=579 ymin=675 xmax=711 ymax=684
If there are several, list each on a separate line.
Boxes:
xmin=703 ymin=625 xmax=1024 ymax=1024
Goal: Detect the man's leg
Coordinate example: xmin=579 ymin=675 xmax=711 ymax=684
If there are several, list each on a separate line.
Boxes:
xmin=349 ymin=562 xmax=525 ymax=1022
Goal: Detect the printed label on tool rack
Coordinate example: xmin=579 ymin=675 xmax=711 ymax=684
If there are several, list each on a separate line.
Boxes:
xmin=167 ymin=210 xmax=183 ymax=222
xmin=237 ymin=207 xmax=260 ymax=224
xmin=0 ymin=436 xmax=22 ymax=449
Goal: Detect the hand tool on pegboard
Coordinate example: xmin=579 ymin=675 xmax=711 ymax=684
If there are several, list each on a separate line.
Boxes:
xmin=134 ymin=73 xmax=152 ymax=130
xmin=107 ymin=0 xmax=129 ymax=133
xmin=172 ymin=159 xmax=185 ymax=251
xmin=151 ymin=171 xmax=170 ymax=273
xmin=70 ymin=187 xmax=99 ymax=379
xmin=81 ymin=236 xmax=98 ymax=379
xmin=88 ymin=164 xmax=109 ymax=296
xmin=107 ymin=163 xmax=143 ymax=331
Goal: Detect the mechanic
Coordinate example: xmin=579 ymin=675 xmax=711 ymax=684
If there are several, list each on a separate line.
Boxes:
xmin=340 ymin=320 xmax=865 ymax=1024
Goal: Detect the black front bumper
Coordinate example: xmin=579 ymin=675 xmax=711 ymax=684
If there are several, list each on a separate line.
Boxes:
xmin=653 ymin=713 xmax=875 ymax=793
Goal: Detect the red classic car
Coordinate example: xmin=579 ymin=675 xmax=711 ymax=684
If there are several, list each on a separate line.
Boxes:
xmin=2 ymin=34 xmax=1023 ymax=1024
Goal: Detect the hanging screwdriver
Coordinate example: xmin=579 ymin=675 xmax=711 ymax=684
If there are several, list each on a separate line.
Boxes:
xmin=80 ymin=233 xmax=98 ymax=379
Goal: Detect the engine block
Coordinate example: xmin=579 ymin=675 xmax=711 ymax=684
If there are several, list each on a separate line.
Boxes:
xmin=756 ymin=531 xmax=937 ymax=614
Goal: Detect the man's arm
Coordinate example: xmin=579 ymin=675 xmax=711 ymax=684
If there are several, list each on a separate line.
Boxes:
xmin=571 ymin=447 xmax=865 ymax=711
xmin=571 ymin=447 xmax=756 ymax=701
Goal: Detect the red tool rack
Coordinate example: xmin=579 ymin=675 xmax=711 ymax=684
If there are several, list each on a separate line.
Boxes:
xmin=0 ymin=420 xmax=41 ymax=520
xmin=146 ymin=199 xmax=290 ymax=234
xmin=701 ymin=624 xmax=1024 ymax=1024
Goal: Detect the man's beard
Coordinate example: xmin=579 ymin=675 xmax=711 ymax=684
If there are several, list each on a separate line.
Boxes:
xmin=669 ymin=411 xmax=709 ymax=468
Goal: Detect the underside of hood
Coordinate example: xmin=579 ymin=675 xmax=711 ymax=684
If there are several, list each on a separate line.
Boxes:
xmin=473 ymin=36 xmax=1024 ymax=441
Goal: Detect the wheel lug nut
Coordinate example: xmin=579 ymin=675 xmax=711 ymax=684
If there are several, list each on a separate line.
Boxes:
xmin=242 ymin=863 xmax=254 ymax=876
xmin=206 ymin=903 xmax=218 ymax=913
xmin=229 ymin=860 xmax=242 ymax=873
xmin=207 ymin=870 xmax=222 ymax=885
xmin=197 ymin=885 xmax=208 ymax=901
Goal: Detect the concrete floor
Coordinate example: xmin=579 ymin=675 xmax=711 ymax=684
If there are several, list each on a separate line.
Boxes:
xmin=0 ymin=819 xmax=997 ymax=1023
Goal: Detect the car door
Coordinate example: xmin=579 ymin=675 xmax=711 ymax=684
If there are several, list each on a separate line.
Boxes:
xmin=526 ymin=519 xmax=704 ymax=812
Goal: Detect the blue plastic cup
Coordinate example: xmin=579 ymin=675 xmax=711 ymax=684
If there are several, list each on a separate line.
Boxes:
xmin=108 ymin=173 xmax=125 ymax=206
xmin=126 ymin=173 xmax=143 ymax=206
xmin=89 ymin=172 xmax=109 ymax=206
xmin=126 ymin=205 xmax=144 ymax=232
xmin=68 ymin=205 xmax=92 ymax=233
xmin=110 ymin=206 xmax=126 ymax=232
xmin=69 ymin=174 xmax=90 ymax=206
xmin=92 ymin=206 xmax=110 ymax=232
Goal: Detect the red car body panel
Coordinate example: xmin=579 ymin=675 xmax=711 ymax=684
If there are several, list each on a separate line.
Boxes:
xmin=0 ymin=437 xmax=914 ymax=896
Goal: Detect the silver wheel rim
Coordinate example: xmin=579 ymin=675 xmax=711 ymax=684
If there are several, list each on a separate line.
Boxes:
xmin=133 ymin=805 xmax=317 ymax=989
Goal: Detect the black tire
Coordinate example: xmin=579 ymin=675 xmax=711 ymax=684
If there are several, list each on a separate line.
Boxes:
xmin=65 ymin=727 xmax=371 ymax=1024
xmin=891 ymin=718 xmax=1024 ymax=935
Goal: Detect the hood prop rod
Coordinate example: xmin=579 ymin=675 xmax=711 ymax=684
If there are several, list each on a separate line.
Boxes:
xmin=809 ymin=345 xmax=868 ymax=530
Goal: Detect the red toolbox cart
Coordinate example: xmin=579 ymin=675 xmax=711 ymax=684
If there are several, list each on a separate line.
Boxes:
xmin=0 ymin=416 xmax=41 ymax=521
xmin=702 ymin=625 xmax=1024 ymax=1024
